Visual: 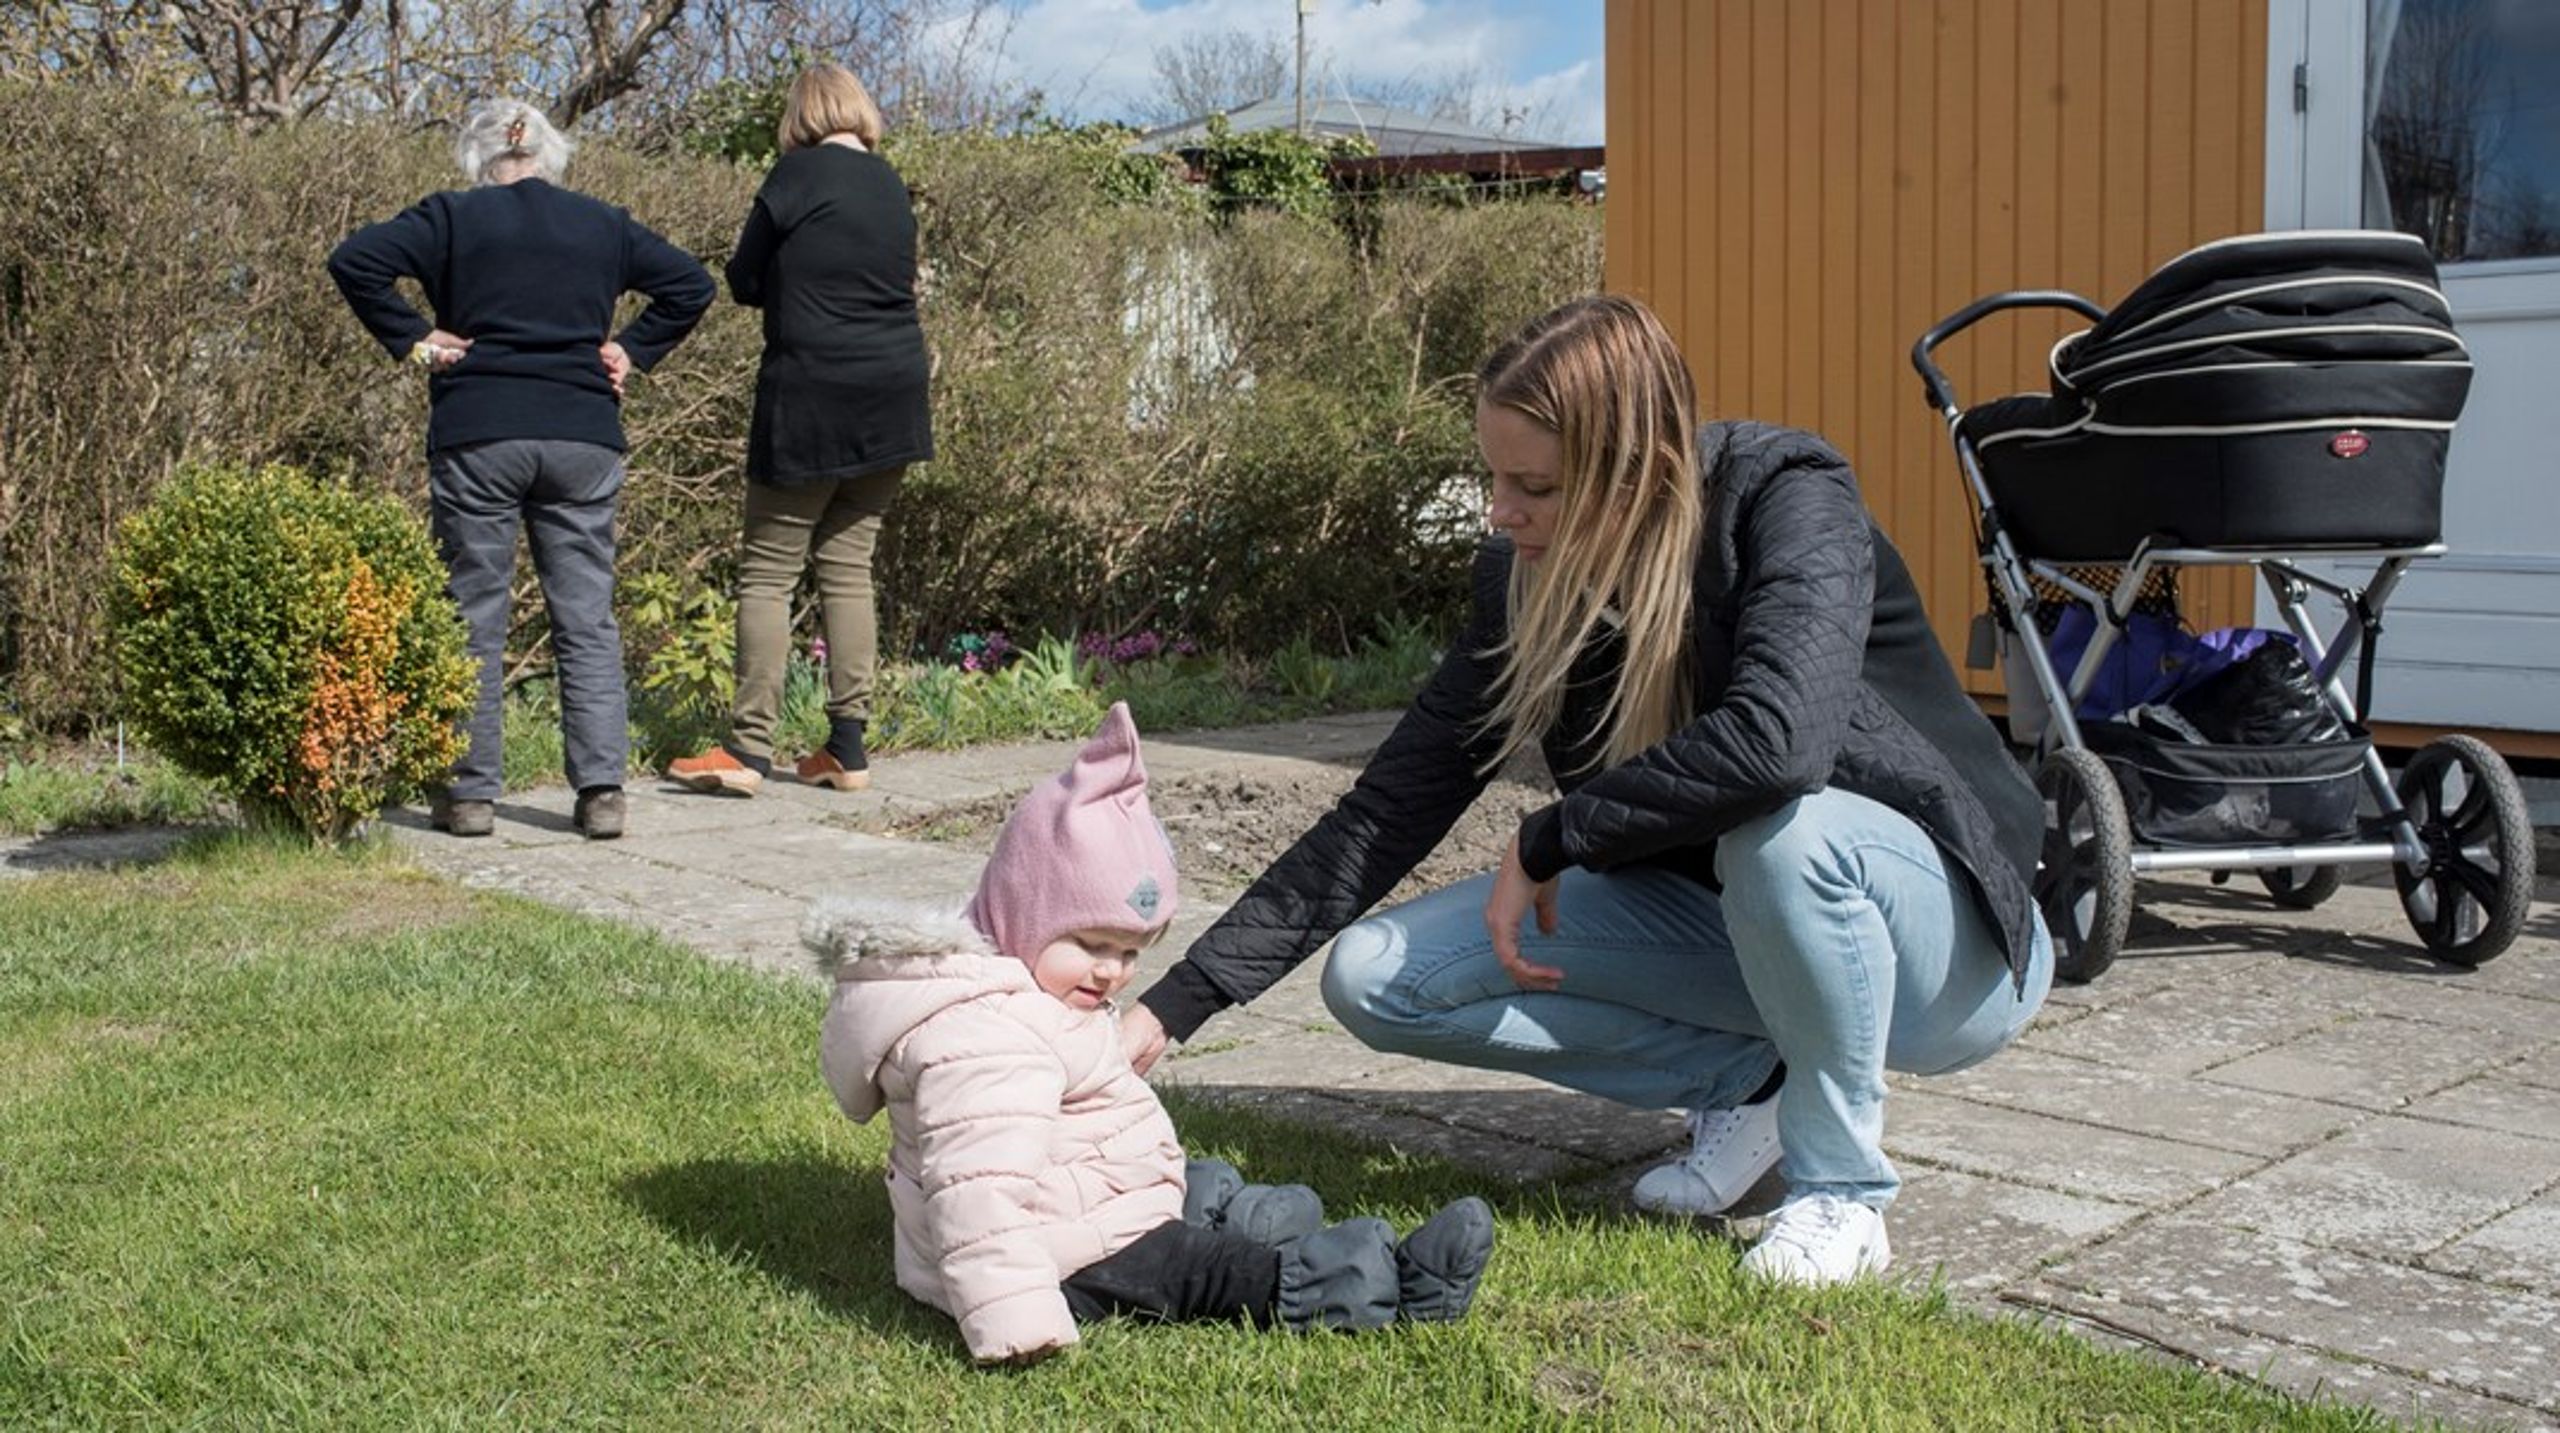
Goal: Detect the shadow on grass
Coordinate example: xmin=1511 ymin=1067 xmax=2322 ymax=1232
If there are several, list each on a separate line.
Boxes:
xmin=617 ymin=1151 xmax=955 ymax=1353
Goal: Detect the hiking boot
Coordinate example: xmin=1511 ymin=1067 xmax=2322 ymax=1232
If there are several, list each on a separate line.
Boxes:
xmin=1395 ymin=1196 xmax=1495 ymax=1323
xmin=667 ymin=746 xmax=763 ymax=796
xmin=1739 ymin=1193 xmax=1891 ymax=1286
xmin=430 ymin=793 xmax=494 ymax=837
xmin=573 ymin=786 xmax=626 ymax=840
xmin=794 ymin=748 xmax=871 ymax=791
xmin=1632 ymin=1095 xmax=1782 ymax=1217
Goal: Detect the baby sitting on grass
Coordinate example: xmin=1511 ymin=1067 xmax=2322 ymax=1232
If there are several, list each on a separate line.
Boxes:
xmin=808 ymin=702 xmax=1495 ymax=1365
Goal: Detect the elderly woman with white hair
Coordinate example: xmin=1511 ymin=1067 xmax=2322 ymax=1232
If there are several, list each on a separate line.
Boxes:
xmin=329 ymin=99 xmax=715 ymax=841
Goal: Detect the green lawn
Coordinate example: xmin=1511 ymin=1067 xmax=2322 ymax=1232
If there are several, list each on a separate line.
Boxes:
xmin=0 ymin=839 xmax=2409 ymax=1430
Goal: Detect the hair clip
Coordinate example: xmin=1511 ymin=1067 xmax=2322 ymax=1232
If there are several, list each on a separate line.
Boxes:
xmin=503 ymin=115 xmax=527 ymax=150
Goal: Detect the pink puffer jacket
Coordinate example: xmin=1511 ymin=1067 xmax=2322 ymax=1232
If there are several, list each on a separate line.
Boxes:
xmin=808 ymin=899 xmax=1185 ymax=1363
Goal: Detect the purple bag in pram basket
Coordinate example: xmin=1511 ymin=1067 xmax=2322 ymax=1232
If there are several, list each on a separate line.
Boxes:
xmin=2041 ymin=609 xmax=2287 ymax=719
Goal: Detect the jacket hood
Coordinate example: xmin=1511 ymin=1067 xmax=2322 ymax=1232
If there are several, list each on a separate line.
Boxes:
xmin=804 ymin=896 xmax=1003 ymax=973
xmin=807 ymin=896 xmax=1041 ymax=1123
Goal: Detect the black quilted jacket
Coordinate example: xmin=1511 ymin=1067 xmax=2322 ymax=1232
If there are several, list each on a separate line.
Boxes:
xmin=1139 ymin=422 xmax=2045 ymax=1042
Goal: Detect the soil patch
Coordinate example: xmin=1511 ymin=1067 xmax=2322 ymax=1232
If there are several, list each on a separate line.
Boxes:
xmin=881 ymin=761 xmax=1557 ymax=905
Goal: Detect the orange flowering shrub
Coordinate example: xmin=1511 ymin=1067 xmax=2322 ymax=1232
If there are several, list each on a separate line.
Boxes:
xmin=110 ymin=466 xmax=473 ymax=843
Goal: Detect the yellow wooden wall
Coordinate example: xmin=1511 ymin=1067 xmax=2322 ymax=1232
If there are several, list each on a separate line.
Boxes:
xmin=1604 ymin=0 xmax=2267 ymax=694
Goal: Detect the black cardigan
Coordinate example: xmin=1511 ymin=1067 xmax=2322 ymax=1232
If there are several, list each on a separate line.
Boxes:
xmin=328 ymin=179 xmax=714 ymax=454
xmin=1140 ymin=421 xmax=2045 ymax=1042
xmin=726 ymin=144 xmax=933 ymax=484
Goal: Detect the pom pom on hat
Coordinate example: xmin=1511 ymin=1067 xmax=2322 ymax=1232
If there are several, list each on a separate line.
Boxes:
xmin=966 ymin=702 xmax=1180 ymax=963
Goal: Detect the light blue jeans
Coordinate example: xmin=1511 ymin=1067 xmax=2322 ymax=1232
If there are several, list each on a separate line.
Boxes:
xmin=1321 ymin=787 xmax=2054 ymax=1207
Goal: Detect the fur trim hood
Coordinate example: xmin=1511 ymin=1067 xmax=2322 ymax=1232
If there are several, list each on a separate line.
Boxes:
xmin=803 ymin=896 xmax=1001 ymax=974
xmin=808 ymin=895 xmax=1044 ymax=1125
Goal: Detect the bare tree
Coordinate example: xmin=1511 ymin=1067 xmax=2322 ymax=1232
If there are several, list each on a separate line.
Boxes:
xmin=1138 ymin=29 xmax=1291 ymax=126
xmin=547 ymin=0 xmax=689 ymax=129
xmin=154 ymin=0 xmax=367 ymax=123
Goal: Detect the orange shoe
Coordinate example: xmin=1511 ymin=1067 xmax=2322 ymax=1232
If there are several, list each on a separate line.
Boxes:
xmin=794 ymin=748 xmax=871 ymax=791
xmin=667 ymin=746 xmax=764 ymax=796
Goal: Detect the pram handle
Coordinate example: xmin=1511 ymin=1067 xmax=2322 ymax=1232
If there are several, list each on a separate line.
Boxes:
xmin=1912 ymin=290 xmax=2108 ymax=418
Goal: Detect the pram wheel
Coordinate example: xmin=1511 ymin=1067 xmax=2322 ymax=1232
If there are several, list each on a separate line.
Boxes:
xmin=2036 ymin=747 xmax=2133 ymax=982
xmin=2259 ymin=865 xmax=2345 ymax=910
xmin=2394 ymin=736 xmax=2535 ymax=966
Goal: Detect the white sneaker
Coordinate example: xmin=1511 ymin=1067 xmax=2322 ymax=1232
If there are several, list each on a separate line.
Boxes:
xmin=1631 ymin=1097 xmax=1782 ymax=1216
xmin=1739 ymin=1193 xmax=1891 ymax=1286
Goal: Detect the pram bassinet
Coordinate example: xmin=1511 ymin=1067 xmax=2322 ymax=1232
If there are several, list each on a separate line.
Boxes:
xmin=1957 ymin=231 xmax=2471 ymax=561
xmin=1912 ymin=231 xmax=2535 ymax=985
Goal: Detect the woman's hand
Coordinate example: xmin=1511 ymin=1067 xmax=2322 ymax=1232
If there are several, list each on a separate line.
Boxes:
xmin=1485 ymin=833 xmax=1564 ymax=991
xmin=1118 ymin=1000 xmax=1170 ymax=1075
xmin=598 ymin=339 xmax=631 ymax=398
xmin=414 ymin=329 xmax=472 ymax=370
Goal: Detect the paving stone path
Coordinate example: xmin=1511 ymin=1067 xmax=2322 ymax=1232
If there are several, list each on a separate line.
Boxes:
xmin=10 ymin=713 xmax=2556 ymax=1430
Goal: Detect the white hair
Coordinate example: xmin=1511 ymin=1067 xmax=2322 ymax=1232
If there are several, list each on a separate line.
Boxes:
xmin=452 ymin=100 xmax=573 ymax=186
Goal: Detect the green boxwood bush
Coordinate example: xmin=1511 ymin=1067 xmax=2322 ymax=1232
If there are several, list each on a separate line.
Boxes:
xmin=108 ymin=465 xmax=474 ymax=842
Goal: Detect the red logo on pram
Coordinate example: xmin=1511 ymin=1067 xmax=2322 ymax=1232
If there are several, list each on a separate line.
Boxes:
xmin=2329 ymin=430 xmax=2370 ymax=459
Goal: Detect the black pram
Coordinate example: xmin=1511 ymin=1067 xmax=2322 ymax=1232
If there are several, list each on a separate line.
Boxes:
xmin=1913 ymin=230 xmax=2534 ymax=982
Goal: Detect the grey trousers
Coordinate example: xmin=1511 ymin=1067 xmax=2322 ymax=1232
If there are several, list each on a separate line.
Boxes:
xmin=427 ymin=438 xmax=628 ymax=799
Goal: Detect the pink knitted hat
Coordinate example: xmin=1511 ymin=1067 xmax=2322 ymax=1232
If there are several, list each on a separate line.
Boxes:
xmin=967 ymin=702 xmax=1181 ymax=964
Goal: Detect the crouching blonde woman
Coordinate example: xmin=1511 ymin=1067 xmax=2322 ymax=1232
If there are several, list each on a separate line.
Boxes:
xmin=1121 ymin=296 xmax=2054 ymax=1285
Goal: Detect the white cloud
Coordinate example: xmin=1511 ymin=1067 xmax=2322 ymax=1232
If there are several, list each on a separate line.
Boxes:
xmin=929 ymin=0 xmax=1602 ymax=142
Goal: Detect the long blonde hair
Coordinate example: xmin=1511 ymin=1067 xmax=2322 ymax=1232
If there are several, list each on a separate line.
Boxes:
xmin=778 ymin=62 xmax=885 ymax=152
xmin=1476 ymin=296 xmax=1702 ymax=775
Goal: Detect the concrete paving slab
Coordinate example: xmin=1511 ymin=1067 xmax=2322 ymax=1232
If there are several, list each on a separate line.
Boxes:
xmin=2179 ymin=1115 xmax=2560 ymax=1262
xmin=2018 ymin=971 xmax=2352 ymax=1077
xmin=1879 ymin=1164 xmax=2144 ymax=1295
xmin=2032 ymin=920 xmax=2279 ymax=1014
xmin=2037 ymin=1215 xmax=2560 ymax=1416
xmin=0 ymin=825 xmax=200 ymax=876
xmin=2201 ymin=1012 xmax=2542 ymax=1111
xmin=419 ymin=841 xmax=787 ymax=934
xmin=1880 ymin=1087 xmax=2261 ymax=1206
xmin=2008 ymin=1282 xmax=2559 ymax=1433
xmin=2240 ymin=944 xmax=2560 ymax=1039
xmin=1917 ymin=1046 xmax=2363 ymax=1157
xmin=1156 ymin=1029 xmax=1406 ymax=1090
xmin=2445 ymin=941 xmax=2560 ymax=1005
xmin=2395 ymin=1075 xmax=2560 ymax=1144
xmin=2500 ymin=1046 xmax=2560 ymax=1093
xmin=1209 ymin=959 xmax=1338 ymax=1030
xmin=2428 ymin=1185 xmax=2560 ymax=1300
xmin=1348 ymin=1064 xmax=1685 ymax=1167
xmin=1175 ymin=1085 xmax=1595 ymax=1185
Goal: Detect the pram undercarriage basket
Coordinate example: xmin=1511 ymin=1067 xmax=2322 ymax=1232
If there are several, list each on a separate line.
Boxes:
xmin=1913 ymin=231 xmax=2536 ymax=983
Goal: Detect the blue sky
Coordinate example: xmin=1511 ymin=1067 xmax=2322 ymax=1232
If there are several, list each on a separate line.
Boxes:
xmin=960 ymin=0 xmax=1607 ymax=143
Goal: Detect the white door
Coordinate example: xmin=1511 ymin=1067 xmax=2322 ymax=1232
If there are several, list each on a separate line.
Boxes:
xmin=2267 ymin=0 xmax=2560 ymax=736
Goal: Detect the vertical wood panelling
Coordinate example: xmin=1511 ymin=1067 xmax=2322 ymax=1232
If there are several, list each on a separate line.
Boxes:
xmin=1606 ymin=0 xmax=2270 ymax=688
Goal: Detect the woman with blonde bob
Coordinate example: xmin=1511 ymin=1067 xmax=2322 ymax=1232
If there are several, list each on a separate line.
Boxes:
xmin=670 ymin=62 xmax=932 ymax=799
xmin=1124 ymin=296 xmax=2054 ymax=1285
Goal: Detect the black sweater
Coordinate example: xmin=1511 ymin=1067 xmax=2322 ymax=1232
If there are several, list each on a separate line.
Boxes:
xmin=1140 ymin=422 xmax=2045 ymax=1042
xmin=726 ymin=144 xmax=933 ymax=484
xmin=328 ymin=179 xmax=715 ymax=453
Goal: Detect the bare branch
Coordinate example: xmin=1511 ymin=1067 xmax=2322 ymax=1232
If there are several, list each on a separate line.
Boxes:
xmin=547 ymin=0 xmax=688 ymax=130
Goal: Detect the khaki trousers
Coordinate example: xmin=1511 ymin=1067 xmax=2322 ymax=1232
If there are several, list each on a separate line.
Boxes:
xmin=726 ymin=467 xmax=902 ymax=759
